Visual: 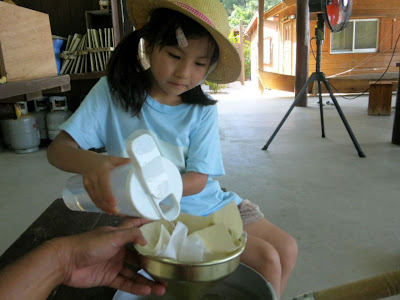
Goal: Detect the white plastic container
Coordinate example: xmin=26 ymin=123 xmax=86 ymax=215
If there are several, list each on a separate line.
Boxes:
xmin=9 ymin=102 xmax=40 ymax=154
xmin=62 ymin=134 xmax=183 ymax=221
xmin=47 ymin=96 xmax=72 ymax=140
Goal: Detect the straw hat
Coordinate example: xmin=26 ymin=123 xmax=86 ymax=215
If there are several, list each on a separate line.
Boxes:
xmin=126 ymin=0 xmax=241 ymax=84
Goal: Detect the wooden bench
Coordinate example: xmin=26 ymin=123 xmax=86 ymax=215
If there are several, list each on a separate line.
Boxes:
xmin=368 ymin=81 xmax=393 ymax=116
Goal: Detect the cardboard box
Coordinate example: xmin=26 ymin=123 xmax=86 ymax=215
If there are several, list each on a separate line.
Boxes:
xmin=0 ymin=2 xmax=58 ymax=82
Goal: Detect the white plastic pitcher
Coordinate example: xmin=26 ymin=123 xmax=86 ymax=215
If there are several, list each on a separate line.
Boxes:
xmin=62 ymin=134 xmax=183 ymax=221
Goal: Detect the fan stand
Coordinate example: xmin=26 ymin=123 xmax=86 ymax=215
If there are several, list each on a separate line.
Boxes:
xmin=262 ymin=13 xmax=366 ymax=158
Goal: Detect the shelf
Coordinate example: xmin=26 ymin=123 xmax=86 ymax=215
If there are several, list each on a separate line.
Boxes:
xmin=68 ymin=71 xmax=105 ymax=81
xmin=0 ymin=75 xmax=70 ymax=102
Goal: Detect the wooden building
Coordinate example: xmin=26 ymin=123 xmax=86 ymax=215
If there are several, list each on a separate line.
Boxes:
xmin=246 ymin=0 xmax=400 ymax=93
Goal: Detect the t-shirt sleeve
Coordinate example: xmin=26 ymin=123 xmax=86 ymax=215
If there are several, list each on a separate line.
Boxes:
xmin=185 ymin=104 xmax=225 ymax=177
xmin=59 ymin=77 xmax=109 ymax=150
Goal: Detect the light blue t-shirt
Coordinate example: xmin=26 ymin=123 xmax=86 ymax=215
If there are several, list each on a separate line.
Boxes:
xmin=60 ymin=77 xmax=242 ymax=216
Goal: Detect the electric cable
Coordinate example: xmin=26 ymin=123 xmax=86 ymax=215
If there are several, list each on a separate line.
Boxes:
xmin=330 ymin=7 xmax=400 ymax=78
xmin=309 ymin=30 xmax=400 ymax=100
xmin=327 ymin=30 xmax=400 ymax=100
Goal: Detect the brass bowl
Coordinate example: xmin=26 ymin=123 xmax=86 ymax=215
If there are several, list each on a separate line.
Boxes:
xmin=140 ymin=235 xmax=246 ymax=300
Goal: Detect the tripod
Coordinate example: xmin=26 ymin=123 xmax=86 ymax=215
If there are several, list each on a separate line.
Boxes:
xmin=262 ymin=14 xmax=366 ymax=158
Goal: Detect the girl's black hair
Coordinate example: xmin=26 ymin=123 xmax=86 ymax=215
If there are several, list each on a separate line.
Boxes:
xmin=107 ymin=8 xmax=220 ymax=116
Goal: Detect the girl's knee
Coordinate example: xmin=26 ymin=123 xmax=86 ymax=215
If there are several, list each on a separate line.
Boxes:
xmin=281 ymin=234 xmax=298 ymax=270
xmin=244 ymin=241 xmax=282 ymax=274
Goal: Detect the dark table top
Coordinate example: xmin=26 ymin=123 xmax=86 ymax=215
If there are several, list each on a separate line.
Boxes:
xmin=0 ymin=198 xmax=123 ymax=300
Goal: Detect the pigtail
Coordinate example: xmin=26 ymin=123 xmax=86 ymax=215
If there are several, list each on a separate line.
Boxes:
xmin=107 ymin=30 xmax=149 ymax=116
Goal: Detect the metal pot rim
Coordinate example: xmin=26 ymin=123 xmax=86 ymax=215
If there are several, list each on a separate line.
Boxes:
xmin=142 ymin=234 xmax=246 ymax=266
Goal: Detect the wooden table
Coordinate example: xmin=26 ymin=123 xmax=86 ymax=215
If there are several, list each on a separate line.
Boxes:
xmin=0 ymin=75 xmax=70 ymax=103
xmin=0 ymin=198 xmax=123 ymax=300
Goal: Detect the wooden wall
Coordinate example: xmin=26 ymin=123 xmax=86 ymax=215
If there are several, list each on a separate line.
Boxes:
xmin=12 ymin=0 xmax=99 ymax=37
xmin=309 ymin=17 xmax=400 ymax=77
xmin=267 ymin=0 xmax=400 ymax=79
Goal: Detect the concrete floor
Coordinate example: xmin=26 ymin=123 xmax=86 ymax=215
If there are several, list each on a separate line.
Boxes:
xmin=1 ymin=80 xmax=400 ymax=299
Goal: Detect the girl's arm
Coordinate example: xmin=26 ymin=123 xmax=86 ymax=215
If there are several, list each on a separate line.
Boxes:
xmin=181 ymin=171 xmax=208 ymax=196
xmin=47 ymin=131 xmax=107 ymax=174
xmin=47 ymin=131 xmax=130 ymax=214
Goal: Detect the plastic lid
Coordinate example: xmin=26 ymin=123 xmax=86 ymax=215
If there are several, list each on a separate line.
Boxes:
xmin=126 ymin=134 xmax=182 ymax=221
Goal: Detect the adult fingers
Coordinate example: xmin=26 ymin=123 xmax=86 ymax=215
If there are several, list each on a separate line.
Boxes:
xmin=119 ymin=217 xmax=152 ymax=229
xmin=110 ymin=226 xmax=148 ymax=247
xmin=110 ymin=273 xmax=166 ymax=296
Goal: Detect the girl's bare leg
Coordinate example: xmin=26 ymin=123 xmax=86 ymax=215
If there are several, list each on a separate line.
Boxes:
xmin=241 ymin=219 xmax=298 ymax=298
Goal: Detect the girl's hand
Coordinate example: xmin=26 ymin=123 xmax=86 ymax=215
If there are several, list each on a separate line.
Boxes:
xmin=82 ymin=154 xmax=131 ymax=214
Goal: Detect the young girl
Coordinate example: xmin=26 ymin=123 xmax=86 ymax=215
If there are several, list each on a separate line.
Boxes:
xmin=47 ymin=0 xmax=297 ymax=297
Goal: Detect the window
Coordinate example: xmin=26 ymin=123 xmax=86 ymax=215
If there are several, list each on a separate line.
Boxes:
xmin=331 ymin=19 xmax=378 ymax=54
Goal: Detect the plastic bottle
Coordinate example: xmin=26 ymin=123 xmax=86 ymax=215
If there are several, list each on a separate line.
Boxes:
xmin=62 ymin=134 xmax=183 ymax=221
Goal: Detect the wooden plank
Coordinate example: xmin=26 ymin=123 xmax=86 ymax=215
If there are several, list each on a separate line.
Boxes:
xmin=0 ymin=75 xmax=70 ymax=101
xmin=259 ymin=70 xmax=297 ymax=92
xmin=368 ymin=81 xmax=393 ymax=115
xmin=26 ymin=91 xmax=43 ymax=101
xmin=43 ymin=84 xmax=72 ymax=94
xmin=313 ymin=77 xmax=398 ymax=94
xmin=0 ymin=2 xmax=58 ymax=82
xmin=312 ymin=78 xmax=369 ymax=94
xmin=0 ymin=199 xmax=100 ymax=270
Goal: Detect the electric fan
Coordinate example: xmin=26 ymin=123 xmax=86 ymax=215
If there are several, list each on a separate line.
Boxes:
xmin=262 ymin=0 xmax=366 ymax=158
xmin=310 ymin=0 xmax=353 ymax=32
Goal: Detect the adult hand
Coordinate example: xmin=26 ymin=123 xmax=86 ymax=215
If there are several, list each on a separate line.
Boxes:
xmin=55 ymin=218 xmax=166 ymax=296
xmin=82 ymin=154 xmax=131 ymax=215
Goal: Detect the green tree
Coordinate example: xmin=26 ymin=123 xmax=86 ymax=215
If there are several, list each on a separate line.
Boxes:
xmin=265 ymin=0 xmax=281 ymax=10
xmin=226 ymin=0 xmax=280 ymax=29
xmin=221 ymin=0 xmax=281 ymax=14
xmin=228 ymin=31 xmax=251 ymax=80
xmin=229 ymin=4 xmax=255 ymax=28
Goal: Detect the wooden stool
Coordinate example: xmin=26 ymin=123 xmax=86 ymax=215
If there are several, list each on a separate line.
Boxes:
xmin=368 ymin=81 xmax=393 ymax=115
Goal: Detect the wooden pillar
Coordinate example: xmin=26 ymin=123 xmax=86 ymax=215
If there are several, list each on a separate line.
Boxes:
xmin=110 ymin=0 xmax=123 ymax=46
xmin=258 ymin=0 xmax=264 ymax=93
xmin=392 ymin=63 xmax=400 ymax=145
xmin=295 ymin=0 xmax=309 ymax=107
xmin=239 ymin=21 xmax=245 ymax=85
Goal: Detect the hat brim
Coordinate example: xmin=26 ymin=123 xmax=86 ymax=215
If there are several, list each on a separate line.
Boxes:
xmin=126 ymin=0 xmax=241 ymax=84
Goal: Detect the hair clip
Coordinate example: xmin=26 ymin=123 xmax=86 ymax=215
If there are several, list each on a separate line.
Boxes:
xmin=176 ymin=27 xmax=188 ymax=48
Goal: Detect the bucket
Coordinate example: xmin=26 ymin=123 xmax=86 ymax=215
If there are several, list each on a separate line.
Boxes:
xmin=62 ymin=134 xmax=182 ymax=221
xmin=112 ymin=263 xmax=277 ymax=300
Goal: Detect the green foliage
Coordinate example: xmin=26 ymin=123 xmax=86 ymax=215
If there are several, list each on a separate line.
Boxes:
xmin=226 ymin=0 xmax=280 ymax=29
xmin=221 ymin=0 xmax=281 ymax=15
xmin=205 ymin=81 xmax=227 ymax=93
xmin=228 ymin=31 xmax=251 ymax=80
xmin=228 ymin=4 xmax=255 ymax=28
xmin=220 ymin=0 xmax=281 ymax=80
